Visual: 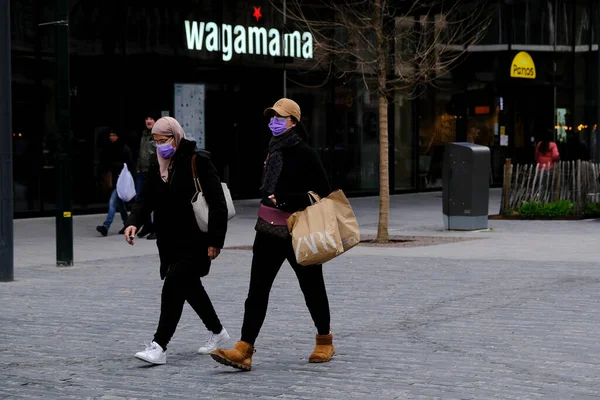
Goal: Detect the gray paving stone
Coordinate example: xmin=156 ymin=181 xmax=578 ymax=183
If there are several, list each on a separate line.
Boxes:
xmin=3 ymin=190 xmax=600 ymax=399
xmin=2 ymin=251 xmax=600 ymax=399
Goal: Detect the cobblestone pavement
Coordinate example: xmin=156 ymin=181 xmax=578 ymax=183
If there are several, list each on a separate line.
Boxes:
xmin=2 ymin=190 xmax=600 ymax=399
xmin=3 ymin=252 xmax=600 ymax=399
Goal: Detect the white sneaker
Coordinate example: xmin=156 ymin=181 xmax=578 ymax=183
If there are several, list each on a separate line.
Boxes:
xmin=135 ymin=341 xmax=166 ymax=365
xmin=198 ymin=328 xmax=230 ymax=355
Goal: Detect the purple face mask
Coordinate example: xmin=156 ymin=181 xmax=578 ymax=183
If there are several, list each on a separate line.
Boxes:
xmin=268 ymin=117 xmax=288 ymax=136
xmin=157 ymin=142 xmax=176 ymax=158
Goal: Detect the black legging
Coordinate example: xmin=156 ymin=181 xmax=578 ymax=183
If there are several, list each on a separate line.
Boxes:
xmin=153 ymin=257 xmax=223 ymax=350
xmin=241 ymin=232 xmax=331 ymax=345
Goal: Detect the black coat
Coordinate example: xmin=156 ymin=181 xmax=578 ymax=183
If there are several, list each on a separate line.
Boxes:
xmin=126 ymin=139 xmax=228 ymax=279
xmin=99 ymin=141 xmax=134 ymax=185
xmin=262 ymin=138 xmax=331 ymax=214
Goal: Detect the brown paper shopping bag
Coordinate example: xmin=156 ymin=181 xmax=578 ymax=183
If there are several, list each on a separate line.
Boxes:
xmin=287 ymin=192 xmax=344 ymax=266
xmin=327 ymin=189 xmax=360 ymax=252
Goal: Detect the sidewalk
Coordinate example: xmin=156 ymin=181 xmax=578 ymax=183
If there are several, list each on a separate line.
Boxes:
xmin=13 ymin=188 xmax=600 ymax=267
xmin=3 ymin=190 xmax=600 ymax=399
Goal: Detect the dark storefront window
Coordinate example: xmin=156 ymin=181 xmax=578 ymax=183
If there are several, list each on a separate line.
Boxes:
xmin=511 ymin=0 xmax=558 ymax=46
xmin=13 ymin=0 xmax=595 ymax=216
xmin=556 ymin=1 xmax=574 ymax=47
xmin=593 ymin=1 xmax=598 ymax=45
xmin=569 ymin=52 xmax=593 ymax=160
xmin=11 ymin=0 xmax=60 ymax=214
xmin=478 ymin=4 xmax=499 ymax=45
xmin=528 ymin=0 xmax=553 ymax=45
xmin=394 ymin=92 xmax=414 ymax=190
xmin=511 ymin=1 xmax=529 ymax=45
xmin=507 ymin=0 xmax=595 ymax=48
xmin=575 ymin=2 xmax=591 ymax=46
xmin=12 ymin=0 xmax=349 ymax=216
xmin=418 ymin=86 xmax=457 ymax=189
xmin=328 ymin=80 xmax=379 ymax=192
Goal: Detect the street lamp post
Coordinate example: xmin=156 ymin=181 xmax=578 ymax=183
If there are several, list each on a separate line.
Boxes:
xmin=53 ymin=0 xmax=73 ymax=266
xmin=0 ymin=0 xmax=14 ymax=282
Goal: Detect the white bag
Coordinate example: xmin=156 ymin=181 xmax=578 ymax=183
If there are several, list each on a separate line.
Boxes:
xmin=116 ymin=163 xmax=136 ymax=202
xmin=190 ymin=154 xmax=236 ymax=233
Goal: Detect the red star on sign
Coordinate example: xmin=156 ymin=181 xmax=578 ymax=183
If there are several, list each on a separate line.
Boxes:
xmin=253 ymin=6 xmax=262 ymax=22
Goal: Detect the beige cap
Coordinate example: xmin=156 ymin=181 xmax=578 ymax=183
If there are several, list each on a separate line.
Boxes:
xmin=264 ymin=98 xmax=301 ymax=121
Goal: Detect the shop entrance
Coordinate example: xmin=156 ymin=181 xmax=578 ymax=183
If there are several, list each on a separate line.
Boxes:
xmin=462 ymin=82 xmax=555 ymax=185
xmin=504 ymin=83 xmax=555 ymax=164
xmin=204 ymin=66 xmax=284 ymax=199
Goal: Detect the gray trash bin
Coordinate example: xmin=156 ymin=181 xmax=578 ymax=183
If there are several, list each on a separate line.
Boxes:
xmin=443 ymin=142 xmax=490 ymax=230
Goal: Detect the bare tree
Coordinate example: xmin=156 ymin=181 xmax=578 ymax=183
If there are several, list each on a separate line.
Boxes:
xmin=273 ymin=0 xmax=494 ymax=242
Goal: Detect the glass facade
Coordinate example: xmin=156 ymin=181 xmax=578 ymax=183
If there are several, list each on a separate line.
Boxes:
xmin=10 ymin=0 xmax=341 ymax=215
xmin=418 ymin=86 xmax=457 ymax=189
xmin=8 ymin=0 xmax=600 ymax=216
xmin=394 ymin=92 xmax=414 ymax=190
xmin=415 ymin=0 xmax=600 ymax=188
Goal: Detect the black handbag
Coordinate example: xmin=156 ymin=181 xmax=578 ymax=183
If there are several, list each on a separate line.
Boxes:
xmin=254 ymin=204 xmax=291 ymax=239
xmin=254 ymin=217 xmax=290 ymax=239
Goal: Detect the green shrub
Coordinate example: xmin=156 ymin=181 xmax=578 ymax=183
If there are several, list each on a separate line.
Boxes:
xmin=501 ymin=208 xmax=515 ymax=216
xmin=517 ymin=201 xmax=574 ymax=218
xmin=583 ymin=203 xmax=600 ymax=218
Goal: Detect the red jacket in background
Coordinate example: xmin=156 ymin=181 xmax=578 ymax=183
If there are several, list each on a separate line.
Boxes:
xmin=536 ymin=142 xmax=560 ymax=168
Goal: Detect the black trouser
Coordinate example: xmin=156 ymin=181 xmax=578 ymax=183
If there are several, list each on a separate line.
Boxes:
xmin=153 ymin=257 xmax=222 ymax=350
xmin=241 ymin=232 xmax=331 ymax=345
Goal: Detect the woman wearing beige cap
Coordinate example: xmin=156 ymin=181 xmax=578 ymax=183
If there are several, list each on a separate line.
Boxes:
xmin=211 ymin=98 xmax=335 ymax=371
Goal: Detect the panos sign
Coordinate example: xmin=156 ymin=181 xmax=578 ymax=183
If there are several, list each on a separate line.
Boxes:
xmin=510 ymin=51 xmax=536 ymax=79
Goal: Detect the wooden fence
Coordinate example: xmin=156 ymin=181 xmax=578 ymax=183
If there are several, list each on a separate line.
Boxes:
xmin=500 ymin=160 xmax=600 ymax=215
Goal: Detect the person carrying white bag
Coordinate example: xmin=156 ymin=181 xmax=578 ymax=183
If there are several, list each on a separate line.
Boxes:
xmin=123 ymin=117 xmax=231 ymax=365
xmin=96 ymin=129 xmax=134 ymax=237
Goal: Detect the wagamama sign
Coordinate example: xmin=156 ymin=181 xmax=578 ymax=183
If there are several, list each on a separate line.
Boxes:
xmin=185 ymin=20 xmax=314 ymax=61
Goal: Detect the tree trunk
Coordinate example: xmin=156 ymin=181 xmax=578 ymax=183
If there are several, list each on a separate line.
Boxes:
xmin=374 ymin=0 xmax=389 ymax=243
xmin=376 ymin=92 xmax=390 ymax=242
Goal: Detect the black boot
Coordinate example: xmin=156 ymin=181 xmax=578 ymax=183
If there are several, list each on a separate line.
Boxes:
xmin=146 ymin=232 xmax=157 ymax=240
xmin=96 ymin=226 xmax=108 ymax=237
xmin=118 ymin=227 xmax=126 ymax=235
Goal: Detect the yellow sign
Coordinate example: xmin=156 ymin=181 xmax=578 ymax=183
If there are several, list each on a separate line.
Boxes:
xmin=510 ymin=51 xmax=536 ymax=79
xmin=63 ymin=212 xmax=72 ymax=218
xmin=500 ymin=126 xmax=506 ymax=136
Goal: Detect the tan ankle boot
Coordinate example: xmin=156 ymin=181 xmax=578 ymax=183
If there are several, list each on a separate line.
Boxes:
xmin=211 ymin=341 xmax=254 ymax=371
xmin=309 ymin=332 xmax=335 ymax=363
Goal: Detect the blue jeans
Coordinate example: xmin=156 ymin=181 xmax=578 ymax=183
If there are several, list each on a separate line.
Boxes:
xmin=135 ymin=172 xmax=153 ymax=230
xmin=103 ymin=189 xmax=128 ymax=230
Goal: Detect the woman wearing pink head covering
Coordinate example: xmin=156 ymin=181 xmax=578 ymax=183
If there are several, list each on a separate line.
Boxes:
xmin=124 ymin=117 xmax=230 ymax=365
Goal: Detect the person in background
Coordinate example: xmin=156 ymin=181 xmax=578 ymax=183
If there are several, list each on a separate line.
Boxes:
xmin=136 ymin=113 xmax=158 ymax=240
xmin=210 ymin=98 xmax=335 ymax=372
xmin=535 ymin=129 xmax=560 ymax=168
xmin=125 ymin=117 xmax=230 ymax=365
xmin=96 ymin=129 xmax=134 ymax=236
xmin=467 ymin=126 xmax=480 ymax=144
